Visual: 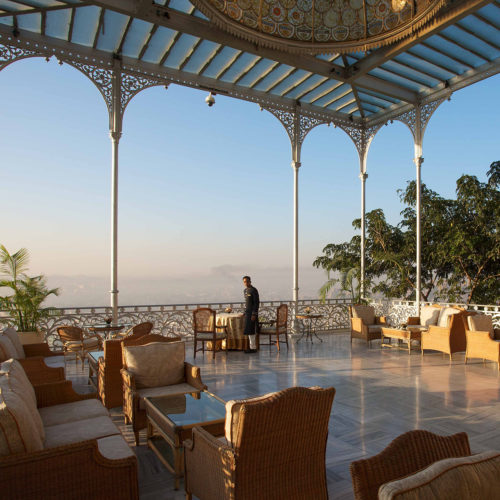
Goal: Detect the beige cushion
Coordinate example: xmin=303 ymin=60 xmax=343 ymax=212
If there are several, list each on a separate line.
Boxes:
xmin=437 ymin=307 xmax=460 ymax=328
xmin=352 ymin=305 xmax=375 ymax=325
xmin=123 ymin=341 xmax=185 ymax=389
xmin=42 ymin=355 xmax=66 ymax=369
xmin=97 ymin=435 xmax=135 ymax=460
xmin=0 ymin=335 xmax=19 ymax=361
xmin=196 ymin=332 xmax=226 ymax=340
xmin=467 ymin=314 xmax=494 ymax=338
xmin=0 ymin=378 xmax=44 ymax=455
xmin=0 ymin=360 xmax=44 ymax=441
xmin=3 ymin=328 xmax=25 ymax=359
xmin=378 ymin=450 xmax=500 ymax=500
xmin=64 ymin=338 xmax=100 ymax=348
xmin=39 ymin=399 xmax=109 ymax=427
xmin=419 ymin=306 xmax=441 ymax=327
xmin=44 ymin=415 xmax=120 ymax=449
xmin=137 ymin=383 xmax=200 ymax=410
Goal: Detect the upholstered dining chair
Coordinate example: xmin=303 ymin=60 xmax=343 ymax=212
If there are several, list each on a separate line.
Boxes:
xmin=184 ymin=386 xmax=336 ymax=500
xmin=56 ymin=326 xmax=102 ymax=370
xmin=258 ymin=303 xmax=289 ymax=351
xmin=192 ymin=308 xmax=227 ymax=360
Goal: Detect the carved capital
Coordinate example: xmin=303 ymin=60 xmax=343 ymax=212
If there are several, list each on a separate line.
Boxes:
xmin=359 ymin=172 xmax=368 ymax=181
xmin=291 ymin=161 xmax=301 ymax=170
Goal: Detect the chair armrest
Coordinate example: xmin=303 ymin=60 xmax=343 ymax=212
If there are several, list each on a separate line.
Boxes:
xmin=35 ymin=380 xmax=97 ymax=408
xmin=18 ymin=358 xmax=65 ymax=384
xmin=467 ymin=330 xmax=500 ymax=344
xmin=121 ymin=368 xmax=136 ymax=391
xmin=0 ymin=439 xmax=138 ymax=500
xmin=184 ymin=363 xmax=208 ymax=391
xmin=407 ymin=317 xmax=420 ymax=325
xmin=375 ymin=316 xmax=387 ymax=325
xmin=351 ymin=317 xmax=367 ymax=331
xmin=426 ymin=325 xmax=450 ymax=336
xmin=184 ymin=426 xmax=235 ymax=499
xmin=23 ymin=343 xmax=61 ymax=358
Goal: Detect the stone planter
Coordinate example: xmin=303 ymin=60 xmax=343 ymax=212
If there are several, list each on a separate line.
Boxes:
xmin=18 ymin=331 xmax=45 ymax=345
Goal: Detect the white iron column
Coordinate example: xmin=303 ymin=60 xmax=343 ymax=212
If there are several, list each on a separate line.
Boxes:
xmin=292 ymin=159 xmax=301 ymax=310
xmin=110 ymin=67 xmax=123 ymax=324
xmin=413 ymin=105 xmax=423 ymax=316
xmin=359 ymin=167 xmax=368 ymax=300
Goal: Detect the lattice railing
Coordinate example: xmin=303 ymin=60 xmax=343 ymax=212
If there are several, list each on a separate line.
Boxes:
xmin=1 ymin=298 xmax=498 ymax=349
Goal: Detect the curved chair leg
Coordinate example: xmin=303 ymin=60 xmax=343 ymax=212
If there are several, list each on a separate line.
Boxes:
xmin=193 ymin=339 xmax=197 ymax=359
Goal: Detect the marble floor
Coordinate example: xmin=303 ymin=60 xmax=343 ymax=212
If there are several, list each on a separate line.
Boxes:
xmin=68 ymin=331 xmax=500 ymax=500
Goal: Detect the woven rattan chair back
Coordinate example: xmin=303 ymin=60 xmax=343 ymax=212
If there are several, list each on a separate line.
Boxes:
xmin=193 ymin=308 xmax=216 ymax=333
xmin=128 ymin=321 xmax=153 ymax=337
xmin=57 ymin=326 xmax=83 ymax=343
xmin=123 ymin=333 xmax=181 ymax=347
xmin=277 ymin=303 xmax=288 ymax=329
xmin=233 ymin=386 xmax=335 ymax=499
xmin=350 ymin=430 xmax=471 ymax=500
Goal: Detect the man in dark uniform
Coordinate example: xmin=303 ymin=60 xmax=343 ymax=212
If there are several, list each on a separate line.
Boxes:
xmin=243 ymin=275 xmax=259 ymax=353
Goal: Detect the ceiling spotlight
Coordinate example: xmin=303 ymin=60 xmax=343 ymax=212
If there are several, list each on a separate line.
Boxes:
xmin=205 ymin=92 xmax=215 ymax=107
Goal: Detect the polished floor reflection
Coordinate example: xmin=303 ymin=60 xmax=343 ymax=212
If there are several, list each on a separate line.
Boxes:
xmin=68 ymin=331 xmax=500 ymax=500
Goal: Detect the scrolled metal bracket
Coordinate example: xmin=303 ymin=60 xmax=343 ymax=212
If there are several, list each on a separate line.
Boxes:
xmin=0 ymin=43 xmax=38 ymax=71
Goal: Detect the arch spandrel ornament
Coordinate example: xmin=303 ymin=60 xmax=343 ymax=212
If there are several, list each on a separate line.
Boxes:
xmin=0 ymin=44 xmax=38 ymax=71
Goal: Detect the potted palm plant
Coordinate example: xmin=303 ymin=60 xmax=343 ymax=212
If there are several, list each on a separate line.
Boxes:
xmin=0 ymin=245 xmax=59 ymax=344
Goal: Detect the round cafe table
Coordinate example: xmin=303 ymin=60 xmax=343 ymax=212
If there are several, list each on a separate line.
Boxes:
xmin=83 ymin=324 xmax=129 ymax=340
xmin=295 ymin=314 xmax=323 ymax=344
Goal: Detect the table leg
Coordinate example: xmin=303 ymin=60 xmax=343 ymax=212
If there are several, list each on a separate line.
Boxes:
xmin=311 ymin=318 xmax=323 ymax=343
xmin=295 ymin=320 xmax=306 ymax=343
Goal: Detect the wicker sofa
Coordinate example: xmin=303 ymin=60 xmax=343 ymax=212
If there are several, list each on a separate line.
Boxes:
xmin=464 ymin=313 xmax=500 ymax=370
xmin=0 ymin=327 xmax=65 ymax=384
xmin=0 ymin=359 xmax=138 ymax=500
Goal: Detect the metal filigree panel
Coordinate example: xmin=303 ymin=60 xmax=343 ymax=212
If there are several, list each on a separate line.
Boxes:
xmin=0 ymin=43 xmax=38 ymax=71
xmin=395 ymin=98 xmax=446 ymax=140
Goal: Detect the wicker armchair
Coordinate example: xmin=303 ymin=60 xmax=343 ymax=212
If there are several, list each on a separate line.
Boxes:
xmin=350 ymin=430 xmax=471 ymax=500
xmin=184 ymin=386 xmax=336 ymax=500
xmin=56 ymin=326 xmax=102 ymax=369
xmin=193 ymin=308 xmax=227 ymax=359
xmin=258 ymin=304 xmax=289 ymax=351
xmin=421 ymin=308 xmax=471 ymax=361
xmin=464 ymin=313 xmax=500 ymax=370
xmin=349 ymin=305 xmax=387 ymax=346
xmin=121 ymin=340 xmax=207 ymax=445
xmin=96 ymin=334 xmax=181 ymax=409
xmin=111 ymin=321 xmax=153 ymax=340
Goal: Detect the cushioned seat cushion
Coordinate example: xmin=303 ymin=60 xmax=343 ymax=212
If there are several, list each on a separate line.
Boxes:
xmin=378 ymin=450 xmax=500 ymax=500
xmin=123 ymin=341 xmax=185 ymax=389
xmin=0 ymin=360 xmax=44 ymax=440
xmin=97 ymin=434 xmax=135 ymax=460
xmin=64 ymin=338 xmax=100 ymax=348
xmin=419 ymin=306 xmax=441 ymax=327
xmin=0 ymin=376 xmax=44 ymax=455
xmin=39 ymin=399 xmax=109 ymax=427
xmin=137 ymin=383 xmax=201 ymax=410
xmin=42 ymin=355 xmax=66 ymax=369
xmin=468 ymin=314 xmax=494 ymax=338
xmin=0 ymin=335 xmax=19 ymax=361
xmin=44 ymin=415 xmax=120 ymax=449
xmin=352 ymin=305 xmax=375 ymax=325
xmin=196 ymin=332 xmax=226 ymax=340
xmin=3 ymin=328 xmax=25 ymax=359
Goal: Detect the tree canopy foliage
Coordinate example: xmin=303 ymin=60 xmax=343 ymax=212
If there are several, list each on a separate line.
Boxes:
xmin=313 ymin=162 xmax=500 ymax=305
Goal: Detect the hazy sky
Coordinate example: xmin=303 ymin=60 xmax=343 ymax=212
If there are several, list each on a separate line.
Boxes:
xmin=1 ymin=58 xmax=499 ymax=306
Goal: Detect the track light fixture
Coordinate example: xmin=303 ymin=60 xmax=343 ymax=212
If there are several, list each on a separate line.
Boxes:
xmin=205 ymin=92 xmax=215 ymax=107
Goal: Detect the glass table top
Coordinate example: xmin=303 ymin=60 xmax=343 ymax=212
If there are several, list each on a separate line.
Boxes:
xmin=88 ymin=351 xmax=104 ymax=362
xmin=147 ymin=391 xmax=226 ymax=428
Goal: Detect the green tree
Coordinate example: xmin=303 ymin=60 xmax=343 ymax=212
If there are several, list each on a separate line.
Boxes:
xmin=0 ymin=245 xmax=59 ymax=331
xmin=314 ymin=162 xmax=500 ymax=304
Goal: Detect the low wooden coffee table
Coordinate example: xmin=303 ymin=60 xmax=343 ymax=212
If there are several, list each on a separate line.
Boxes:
xmin=381 ymin=327 xmax=424 ymax=355
xmin=144 ymin=391 xmax=226 ymax=489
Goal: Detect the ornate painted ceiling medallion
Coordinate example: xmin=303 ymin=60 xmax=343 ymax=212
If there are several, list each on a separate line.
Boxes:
xmin=190 ymin=0 xmax=446 ymax=54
